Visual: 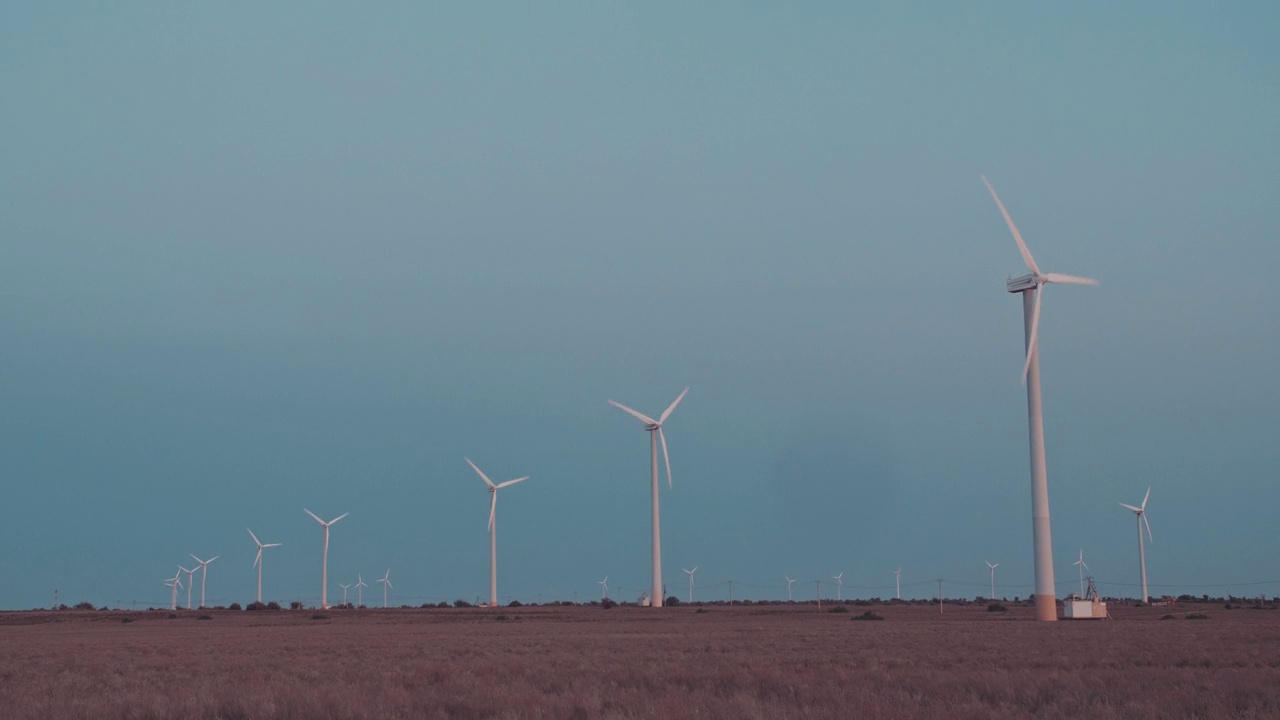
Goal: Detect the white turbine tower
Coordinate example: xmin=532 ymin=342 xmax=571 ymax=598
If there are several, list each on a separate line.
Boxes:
xmin=1120 ymin=487 xmax=1154 ymax=604
xmin=893 ymin=568 xmax=902 ymax=600
xmin=784 ymin=575 xmax=796 ymax=601
xmin=598 ymin=576 xmax=609 ymax=600
xmin=180 ymin=566 xmax=197 ymax=609
xmin=355 ymin=574 xmax=368 ymax=608
xmin=1073 ymin=549 xmax=1089 ymax=599
xmin=377 ymin=569 xmax=393 ymax=609
xmin=983 ymin=176 xmax=1098 ymax=622
xmin=465 ymin=458 xmax=529 ymax=608
xmin=247 ymin=528 xmax=282 ymax=604
xmin=985 ymin=561 xmax=1000 ymax=600
xmin=304 ymin=509 xmax=348 ymax=609
xmin=684 ymin=567 xmax=698 ymax=603
xmin=832 ymin=572 xmax=844 ymax=601
xmin=608 ymin=387 xmax=689 ymax=609
xmin=164 ymin=569 xmax=183 ymax=610
xmin=339 ymin=583 xmax=351 ymax=607
xmin=189 ymin=554 xmax=219 ymax=609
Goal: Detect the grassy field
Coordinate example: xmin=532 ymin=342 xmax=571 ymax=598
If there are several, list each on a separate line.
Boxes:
xmin=2 ymin=601 xmax=1278 ymax=719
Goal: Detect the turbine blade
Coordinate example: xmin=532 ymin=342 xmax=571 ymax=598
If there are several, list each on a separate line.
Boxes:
xmin=488 ymin=492 xmax=497 ymax=532
xmin=1043 ymin=272 xmax=1099 ymax=286
xmin=497 ymin=476 xmax=529 ymax=489
xmin=981 ymin=175 xmax=1040 ymax=275
xmin=1144 ymin=514 xmax=1153 ymax=542
xmin=659 ymin=387 xmax=689 ymax=424
xmin=608 ymin=400 xmax=657 ymax=426
xmin=659 ymin=427 xmax=673 ymax=489
xmin=1021 ymin=285 xmax=1043 ymax=384
xmin=1119 ymin=503 xmax=1142 ymax=513
xmin=208 ymin=556 xmax=219 ymax=563
xmin=1142 ymin=487 xmax=1151 ymax=511
xmin=190 ymin=554 xmax=205 ymax=564
xmin=264 ymin=543 xmax=282 ymax=548
xmin=254 ymin=549 xmax=262 ymax=568
xmin=247 ymin=528 xmax=261 ymax=546
xmin=466 ymin=457 xmax=496 ymax=488
xmin=304 ymin=508 xmax=325 ymax=525
xmin=329 ymin=513 xmax=348 ymax=525
xmin=386 ymin=579 xmax=393 ymax=589
xmin=1081 ymin=560 xmax=1089 ymax=571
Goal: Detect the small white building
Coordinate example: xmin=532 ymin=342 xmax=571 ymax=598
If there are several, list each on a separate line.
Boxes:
xmin=1063 ymin=596 xmax=1108 ymax=620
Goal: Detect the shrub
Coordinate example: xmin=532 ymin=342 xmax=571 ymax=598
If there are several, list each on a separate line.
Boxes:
xmin=454 ymin=600 xmax=472 ymax=608
xmin=988 ymin=603 xmax=1008 ymax=612
xmin=436 ymin=602 xmax=450 ymax=608
xmin=167 ymin=613 xmax=177 ymax=619
xmin=508 ymin=600 xmax=523 ymax=608
xmin=310 ymin=614 xmax=328 ymax=621
xmin=246 ymin=602 xmax=266 ymax=611
xmin=121 ymin=617 xmax=135 ymax=624
xmin=266 ymin=601 xmax=282 ymax=611
xmin=695 ymin=608 xmax=709 ymax=614
xmin=290 ymin=601 xmax=304 ymax=611
xmin=228 ymin=603 xmax=242 ymax=611
xmin=829 ymin=605 xmax=849 ymax=614
xmin=198 ymin=614 xmax=213 ymax=621
xmin=852 ymin=611 xmax=884 ymax=621
xmin=600 ymin=599 xmax=617 ymax=610
xmin=74 ymin=602 xmax=95 ymax=611
xmin=1186 ymin=613 xmax=1209 ymax=620
xmin=665 ymin=596 xmax=680 ymax=607
xmin=1160 ymin=614 xmax=1177 ymax=620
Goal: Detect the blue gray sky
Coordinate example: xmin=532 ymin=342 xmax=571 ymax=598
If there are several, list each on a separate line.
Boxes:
xmin=2 ymin=2 xmax=1277 ymax=609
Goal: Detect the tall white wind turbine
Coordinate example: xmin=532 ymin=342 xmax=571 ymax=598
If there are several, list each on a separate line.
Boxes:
xmin=893 ymin=568 xmax=902 ymax=600
xmin=985 ymin=561 xmax=1000 ymax=600
xmin=247 ymin=528 xmax=282 ymax=604
xmin=1120 ymin=487 xmax=1154 ymax=604
xmin=684 ymin=567 xmax=698 ymax=603
xmin=164 ymin=569 xmax=183 ymax=610
xmin=377 ymin=569 xmax=393 ymax=609
xmin=465 ymin=458 xmax=529 ymax=608
xmin=1073 ymin=549 xmax=1089 ymax=598
xmin=189 ymin=554 xmax=219 ymax=609
xmin=608 ymin=387 xmax=689 ymax=609
xmin=304 ymin=509 xmax=348 ymax=609
xmin=784 ymin=575 xmax=796 ymax=601
xmin=180 ymin=566 xmax=197 ymax=609
xmin=355 ymin=574 xmax=368 ymax=608
xmin=983 ymin=176 xmax=1098 ymax=622
xmin=832 ymin=572 xmax=844 ymax=601
xmin=598 ymin=576 xmax=608 ymax=600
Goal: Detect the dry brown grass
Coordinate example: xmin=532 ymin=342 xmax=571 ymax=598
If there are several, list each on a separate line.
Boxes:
xmin=2 ymin=602 xmax=1278 ymax=719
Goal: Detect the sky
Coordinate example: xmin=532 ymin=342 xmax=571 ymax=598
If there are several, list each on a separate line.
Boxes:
xmin=2 ymin=2 xmax=1277 ymax=610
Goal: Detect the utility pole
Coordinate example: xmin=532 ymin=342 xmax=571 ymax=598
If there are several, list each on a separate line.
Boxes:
xmin=728 ymin=580 xmax=734 ymax=604
xmin=816 ymin=580 xmax=822 ymax=611
xmin=937 ymin=579 xmax=943 ymax=614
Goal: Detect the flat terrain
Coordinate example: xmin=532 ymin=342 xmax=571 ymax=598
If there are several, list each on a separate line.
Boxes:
xmin=2 ymin=602 xmax=1278 ymax=719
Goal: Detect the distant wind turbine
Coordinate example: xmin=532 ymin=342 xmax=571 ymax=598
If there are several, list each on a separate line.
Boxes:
xmin=180 ymin=566 xmax=197 ymax=609
xmin=339 ymin=583 xmax=351 ymax=607
xmin=377 ymin=569 xmax=393 ymax=609
xmin=609 ymin=387 xmax=689 ymax=609
xmin=893 ymin=568 xmax=902 ymax=600
xmin=465 ymin=458 xmax=529 ymax=608
xmin=832 ymin=572 xmax=844 ymax=601
xmin=1073 ymin=549 xmax=1089 ymax=598
xmin=784 ymin=575 xmax=796 ymax=601
xmin=1120 ymin=487 xmax=1154 ymax=604
xmin=985 ymin=561 xmax=1000 ymax=600
xmin=304 ymin=509 xmax=348 ymax=609
xmin=164 ymin=568 xmax=183 ymax=610
xmin=355 ymin=574 xmax=368 ymax=608
xmin=598 ymin=576 xmax=608 ymax=600
xmin=684 ymin=567 xmax=698 ymax=603
xmin=983 ymin=176 xmax=1098 ymax=622
xmin=189 ymin=554 xmax=219 ymax=609
xmin=247 ymin=528 xmax=282 ymax=604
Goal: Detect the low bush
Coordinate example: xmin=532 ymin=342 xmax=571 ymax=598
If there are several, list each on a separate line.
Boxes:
xmin=1186 ymin=613 xmax=1210 ymax=620
xmin=228 ymin=603 xmax=242 ymax=611
xmin=310 ymin=614 xmax=328 ymax=621
xmin=829 ymin=605 xmax=849 ymax=614
xmin=266 ymin=601 xmax=282 ymax=611
xmin=851 ymin=611 xmax=884 ymax=621
xmin=600 ymin=599 xmax=617 ymax=610
xmin=454 ymin=599 xmax=472 ymax=608
xmin=289 ymin=601 xmax=304 ymax=611
xmin=665 ymin=596 xmax=680 ymax=607
xmin=198 ymin=614 xmax=213 ymax=621
xmin=74 ymin=602 xmax=95 ymax=611
xmin=988 ymin=603 xmax=1008 ymax=612
xmin=508 ymin=600 xmax=523 ymax=608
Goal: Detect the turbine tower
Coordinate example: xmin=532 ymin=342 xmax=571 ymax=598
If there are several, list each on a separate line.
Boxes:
xmin=355 ymin=574 xmax=368 ymax=608
xmin=377 ymin=569 xmax=393 ymax=609
xmin=164 ymin=568 xmax=183 ymax=611
xmin=598 ymin=576 xmax=608 ymax=600
xmin=832 ymin=572 xmax=844 ymax=601
xmin=983 ymin=176 xmax=1098 ymax=622
xmin=1073 ymin=549 xmax=1089 ymax=599
xmin=189 ymin=554 xmax=219 ymax=609
xmin=684 ymin=567 xmax=698 ymax=603
xmin=1120 ymin=487 xmax=1154 ymax=604
xmin=247 ymin=528 xmax=282 ymax=604
xmin=465 ymin=458 xmax=529 ymax=608
xmin=608 ymin=387 xmax=689 ymax=609
xmin=893 ymin=567 xmax=902 ymax=600
xmin=985 ymin=561 xmax=1000 ymax=600
xmin=180 ymin=566 xmax=197 ymax=609
xmin=304 ymin=509 xmax=349 ymax=609
xmin=784 ymin=575 xmax=796 ymax=601
xmin=339 ymin=583 xmax=351 ymax=607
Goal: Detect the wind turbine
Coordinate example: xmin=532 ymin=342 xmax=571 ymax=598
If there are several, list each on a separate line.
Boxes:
xmin=832 ymin=572 xmax=844 ymax=601
xmin=597 ymin=576 xmax=609 ymax=600
xmin=784 ymin=575 xmax=796 ymax=601
xmin=465 ymin=458 xmax=529 ymax=608
xmin=355 ymin=574 xmax=368 ymax=608
xmin=1120 ymin=487 xmax=1154 ymax=604
xmin=189 ymin=554 xmax=219 ymax=609
xmin=179 ymin=566 xmax=197 ymax=609
xmin=247 ymin=528 xmax=282 ymax=604
xmin=1073 ymin=549 xmax=1089 ymax=599
xmin=683 ymin=567 xmax=698 ymax=603
xmin=608 ymin=387 xmax=689 ymax=609
xmin=164 ymin=568 xmax=183 ymax=610
xmin=983 ymin=176 xmax=1098 ymax=622
xmin=377 ymin=569 xmax=393 ymax=609
xmin=304 ymin=509 xmax=348 ymax=609
xmin=339 ymin=583 xmax=351 ymax=607
xmin=893 ymin=568 xmax=902 ymax=600
xmin=985 ymin=561 xmax=1000 ymax=600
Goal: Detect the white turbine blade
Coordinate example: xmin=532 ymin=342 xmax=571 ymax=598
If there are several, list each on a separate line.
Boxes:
xmin=208 ymin=556 xmax=219 ymax=564
xmin=386 ymin=579 xmax=393 ymax=589
xmin=328 ymin=513 xmax=349 ymax=526
xmin=190 ymin=554 xmax=205 ymax=565
xmin=496 ymin=476 xmax=529 ymax=489
xmin=247 ymin=528 xmax=261 ymax=547
xmin=1143 ymin=514 xmax=1153 ymax=542
xmin=1081 ymin=560 xmax=1089 ymax=571
xmin=608 ymin=400 xmax=657 ymax=426
xmin=488 ymin=492 xmax=497 ymax=532
xmin=1141 ymin=487 xmax=1151 ymax=511
xmin=1021 ymin=284 xmax=1043 ymax=384
xmin=1119 ymin=502 xmax=1142 ymax=513
xmin=263 ymin=543 xmax=282 ymax=548
xmin=465 ymin=457 xmax=497 ymax=488
xmin=253 ymin=549 xmax=262 ymax=569
xmin=659 ymin=427 xmax=673 ymax=489
xmin=304 ymin=508 xmax=325 ymax=525
xmin=692 ymin=566 xmax=698 ymax=574
xmin=659 ymin=387 xmax=689 ymax=424
xmin=981 ymin=175 xmax=1040 ymax=276
xmin=1043 ymin=272 xmax=1098 ymax=286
